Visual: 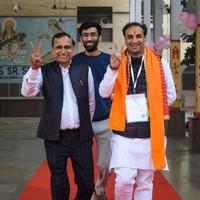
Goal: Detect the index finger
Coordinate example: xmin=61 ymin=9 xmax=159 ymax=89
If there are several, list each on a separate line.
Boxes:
xmin=36 ymin=41 xmax=42 ymax=53
xmin=30 ymin=41 xmax=42 ymax=54
xmin=113 ymin=43 xmax=124 ymax=53
xmin=30 ymin=41 xmax=36 ymax=53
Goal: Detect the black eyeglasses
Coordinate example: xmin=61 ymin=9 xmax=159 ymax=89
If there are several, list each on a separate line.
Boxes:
xmin=54 ymin=45 xmax=72 ymax=51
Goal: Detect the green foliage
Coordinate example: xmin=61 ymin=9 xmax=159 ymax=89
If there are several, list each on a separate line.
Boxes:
xmin=180 ymin=94 xmax=186 ymax=109
xmin=181 ymin=0 xmax=187 ymax=8
xmin=181 ymin=34 xmax=195 ymax=66
xmin=180 ymin=0 xmax=196 ymax=66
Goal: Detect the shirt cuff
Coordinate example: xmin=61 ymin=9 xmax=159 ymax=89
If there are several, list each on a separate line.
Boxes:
xmin=107 ymin=65 xmax=118 ymax=78
xmin=26 ymin=67 xmax=41 ymax=83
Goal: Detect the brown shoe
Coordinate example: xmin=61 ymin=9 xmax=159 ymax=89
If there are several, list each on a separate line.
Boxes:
xmin=92 ymin=189 xmax=107 ymax=200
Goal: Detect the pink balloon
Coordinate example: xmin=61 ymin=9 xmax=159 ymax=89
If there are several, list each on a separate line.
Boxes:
xmin=188 ymin=21 xmax=197 ymax=30
xmin=164 ymin=41 xmax=171 ymax=49
xmin=156 ymin=37 xmax=165 ymax=45
xmin=155 ymin=44 xmax=164 ymax=51
xmin=155 ymin=41 xmax=165 ymax=51
xmin=185 ymin=14 xmax=198 ymax=30
xmin=155 ymin=35 xmax=171 ymax=51
xmin=146 ymin=41 xmax=155 ymax=50
xmin=179 ymin=12 xmax=189 ymax=25
xmin=177 ymin=23 xmax=187 ymax=33
xmin=155 ymin=37 xmax=165 ymax=50
xmin=185 ymin=28 xmax=195 ymax=36
xmin=163 ymin=34 xmax=170 ymax=41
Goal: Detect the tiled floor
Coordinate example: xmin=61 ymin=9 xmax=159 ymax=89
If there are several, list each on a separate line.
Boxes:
xmin=0 ymin=117 xmax=200 ymax=200
xmin=0 ymin=118 xmax=44 ymax=200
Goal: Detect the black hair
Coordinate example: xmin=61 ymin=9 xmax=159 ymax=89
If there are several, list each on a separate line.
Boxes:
xmin=51 ymin=32 xmax=75 ymax=47
xmin=122 ymin=22 xmax=148 ymax=37
xmin=79 ymin=22 xmax=102 ymax=36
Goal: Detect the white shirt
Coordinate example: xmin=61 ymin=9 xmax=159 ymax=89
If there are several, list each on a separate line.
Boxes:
xmin=99 ymin=57 xmax=176 ymax=170
xmin=21 ymin=64 xmax=95 ymax=130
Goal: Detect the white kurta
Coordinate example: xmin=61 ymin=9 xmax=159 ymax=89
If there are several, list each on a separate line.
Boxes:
xmin=110 ymin=133 xmax=168 ymax=170
xmin=99 ymin=58 xmax=177 ymax=171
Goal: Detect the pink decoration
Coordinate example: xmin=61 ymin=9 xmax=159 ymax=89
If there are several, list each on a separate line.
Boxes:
xmin=177 ymin=23 xmax=187 ymax=33
xmin=185 ymin=28 xmax=195 ymax=36
xmin=163 ymin=34 xmax=170 ymax=41
xmin=146 ymin=41 xmax=155 ymax=50
xmin=164 ymin=41 xmax=171 ymax=49
xmin=147 ymin=34 xmax=171 ymax=53
xmin=178 ymin=12 xmax=198 ymax=33
xmin=185 ymin=14 xmax=198 ymax=30
xmin=179 ymin=12 xmax=189 ymax=25
xmin=154 ymin=35 xmax=171 ymax=51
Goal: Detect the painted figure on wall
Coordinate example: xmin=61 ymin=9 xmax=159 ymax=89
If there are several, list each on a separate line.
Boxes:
xmin=0 ymin=18 xmax=27 ymax=63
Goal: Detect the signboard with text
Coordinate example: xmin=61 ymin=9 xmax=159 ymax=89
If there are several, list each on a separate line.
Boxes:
xmin=0 ymin=65 xmax=29 ymax=83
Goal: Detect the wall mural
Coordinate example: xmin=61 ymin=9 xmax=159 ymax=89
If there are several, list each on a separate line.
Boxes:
xmin=0 ymin=16 xmax=77 ymax=83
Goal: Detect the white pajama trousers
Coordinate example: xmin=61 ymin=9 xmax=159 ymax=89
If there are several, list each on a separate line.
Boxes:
xmin=114 ymin=167 xmax=154 ymax=200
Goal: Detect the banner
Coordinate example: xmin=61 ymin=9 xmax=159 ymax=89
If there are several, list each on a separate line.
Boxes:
xmin=0 ymin=65 xmax=29 ymax=83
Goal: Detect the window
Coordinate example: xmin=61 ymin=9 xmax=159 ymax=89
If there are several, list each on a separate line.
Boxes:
xmin=102 ymin=28 xmax=113 ymax=42
xmin=77 ymin=7 xmax=112 ymax=24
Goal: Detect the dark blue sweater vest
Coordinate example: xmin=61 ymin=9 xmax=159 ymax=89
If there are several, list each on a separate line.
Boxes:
xmin=37 ymin=60 xmax=93 ymax=142
xmin=73 ymin=52 xmax=111 ymax=121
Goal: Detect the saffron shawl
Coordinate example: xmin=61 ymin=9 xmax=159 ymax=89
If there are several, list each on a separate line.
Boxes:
xmin=109 ymin=47 xmax=169 ymax=170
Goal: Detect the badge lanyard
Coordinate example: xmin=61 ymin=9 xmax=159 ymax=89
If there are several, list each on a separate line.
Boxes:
xmin=130 ymin=55 xmax=144 ymax=93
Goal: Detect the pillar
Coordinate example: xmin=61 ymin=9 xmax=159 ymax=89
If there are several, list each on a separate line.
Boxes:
xmin=170 ymin=0 xmax=182 ymax=109
xmin=143 ymin=0 xmax=151 ymax=41
xmin=129 ymin=0 xmax=142 ymax=23
xmin=153 ymin=0 xmax=163 ymax=40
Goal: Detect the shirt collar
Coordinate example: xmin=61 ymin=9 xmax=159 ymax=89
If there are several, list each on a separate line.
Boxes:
xmin=59 ymin=60 xmax=71 ymax=72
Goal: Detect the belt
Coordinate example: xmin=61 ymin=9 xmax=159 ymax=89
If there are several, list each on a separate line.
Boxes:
xmin=60 ymin=128 xmax=80 ymax=134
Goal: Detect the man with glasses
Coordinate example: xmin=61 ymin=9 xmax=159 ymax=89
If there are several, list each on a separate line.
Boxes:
xmin=21 ymin=32 xmax=96 ymax=200
xmin=73 ymin=22 xmax=111 ymax=200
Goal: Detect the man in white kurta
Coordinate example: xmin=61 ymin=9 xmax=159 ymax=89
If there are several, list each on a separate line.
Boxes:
xmin=99 ymin=22 xmax=176 ymax=200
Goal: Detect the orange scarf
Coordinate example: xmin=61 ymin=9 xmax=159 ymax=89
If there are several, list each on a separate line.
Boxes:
xmin=109 ymin=48 xmax=168 ymax=170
